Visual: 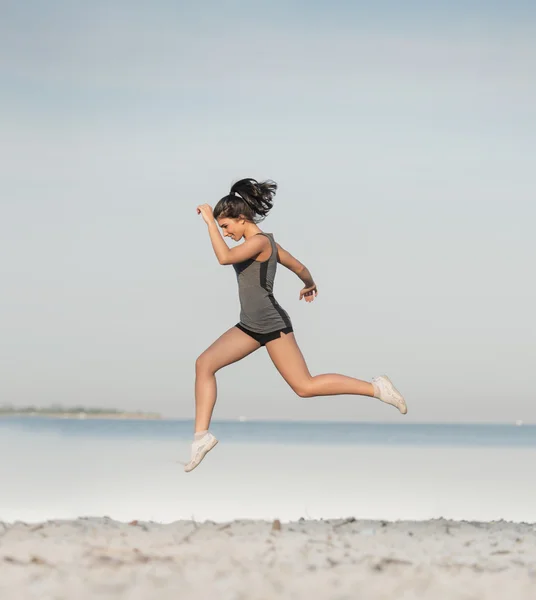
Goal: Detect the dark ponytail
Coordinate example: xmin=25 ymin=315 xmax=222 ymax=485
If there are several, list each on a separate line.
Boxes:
xmin=213 ymin=178 xmax=277 ymax=223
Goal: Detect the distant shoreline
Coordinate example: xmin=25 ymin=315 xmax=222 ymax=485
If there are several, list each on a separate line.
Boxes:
xmin=0 ymin=412 xmax=161 ymax=420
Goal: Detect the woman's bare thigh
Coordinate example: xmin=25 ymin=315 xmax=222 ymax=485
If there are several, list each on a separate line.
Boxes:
xmin=196 ymin=326 xmax=261 ymax=373
xmin=265 ymin=331 xmax=312 ymax=393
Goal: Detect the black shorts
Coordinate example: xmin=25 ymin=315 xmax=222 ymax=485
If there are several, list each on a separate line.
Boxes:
xmin=235 ymin=323 xmax=294 ymax=346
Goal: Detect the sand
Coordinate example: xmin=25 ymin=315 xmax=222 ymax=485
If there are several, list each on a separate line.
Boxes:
xmin=1 ymin=517 xmax=535 ymax=599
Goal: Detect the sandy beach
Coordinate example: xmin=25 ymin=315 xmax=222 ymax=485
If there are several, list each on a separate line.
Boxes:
xmin=1 ymin=517 xmax=535 ymax=599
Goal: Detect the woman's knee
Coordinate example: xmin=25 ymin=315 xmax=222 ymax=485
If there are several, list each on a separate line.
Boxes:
xmin=195 ymin=353 xmax=215 ymax=375
xmin=293 ymin=379 xmax=314 ymax=398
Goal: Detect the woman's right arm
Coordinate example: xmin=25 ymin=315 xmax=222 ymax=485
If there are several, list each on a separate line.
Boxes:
xmin=276 ymin=243 xmax=318 ymax=301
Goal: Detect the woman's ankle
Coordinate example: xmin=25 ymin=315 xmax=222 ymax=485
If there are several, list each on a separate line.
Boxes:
xmin=194 ymin=429 xmax=209 ymax=440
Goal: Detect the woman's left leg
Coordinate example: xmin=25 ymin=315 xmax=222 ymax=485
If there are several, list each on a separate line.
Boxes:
xmin=265 ymin=332 xmax=375 ymax=398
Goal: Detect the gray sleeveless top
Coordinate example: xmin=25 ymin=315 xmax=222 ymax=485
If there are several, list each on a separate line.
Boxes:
xmin=233 ymin=233 xmax=292 ymax=334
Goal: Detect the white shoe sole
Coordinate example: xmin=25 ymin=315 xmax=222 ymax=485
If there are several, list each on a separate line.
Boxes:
xmin=378 ymin=376 xmax=408 ymax=415
xmin=184 ymin=437 xmax=219 ymax=473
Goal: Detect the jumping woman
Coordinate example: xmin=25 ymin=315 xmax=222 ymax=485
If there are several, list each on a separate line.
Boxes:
xmin=185 ymin=178 xmax=407 ymax=472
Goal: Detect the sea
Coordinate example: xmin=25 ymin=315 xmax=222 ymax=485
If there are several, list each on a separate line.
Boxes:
xmin=1 ymin=418 xmax=535 ymax=524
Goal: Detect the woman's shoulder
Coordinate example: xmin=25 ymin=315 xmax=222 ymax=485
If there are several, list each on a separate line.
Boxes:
xmin=253 ymin=231 xmax=275 ymax=243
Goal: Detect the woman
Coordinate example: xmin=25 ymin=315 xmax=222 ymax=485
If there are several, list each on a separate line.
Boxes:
xmin=185 ymin=178 xmax=407 ymax=472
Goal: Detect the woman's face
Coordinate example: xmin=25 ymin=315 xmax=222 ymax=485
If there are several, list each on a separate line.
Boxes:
xmin=217 ymin=217 xmax=246 ymax=242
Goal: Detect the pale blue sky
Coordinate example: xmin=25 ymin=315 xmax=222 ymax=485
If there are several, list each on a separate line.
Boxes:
xmin=1 ymin=1 xmax=535 ymax=422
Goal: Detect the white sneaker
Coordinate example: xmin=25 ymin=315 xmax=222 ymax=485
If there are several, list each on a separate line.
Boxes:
xmin=184 ymin=432 xmax=219 ymax=472
xmin=372 ymin=375 xmax=407 ymax=414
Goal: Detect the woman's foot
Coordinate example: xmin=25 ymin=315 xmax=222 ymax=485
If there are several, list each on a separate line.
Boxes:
xmin=372 ymin=375 xmax=407 ymax=414
xmin=184 ymin=432 xmax=219 ymax=472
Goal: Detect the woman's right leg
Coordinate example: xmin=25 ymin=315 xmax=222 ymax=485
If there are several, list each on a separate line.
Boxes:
xmin=194 ymin=326 xmax=260 ymax=432
xmin=265 ymin=331 xmax=407 ymax=414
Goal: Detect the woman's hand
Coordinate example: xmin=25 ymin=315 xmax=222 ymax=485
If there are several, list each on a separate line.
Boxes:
xmin=196 ymin=204 xmax=214 ymax=225
xmin=299 ymin=284 xmax=318 ymax=302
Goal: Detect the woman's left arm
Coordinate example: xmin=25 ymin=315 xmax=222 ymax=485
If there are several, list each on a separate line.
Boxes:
xmin=197 ymin=204 xmax=267 ymax=265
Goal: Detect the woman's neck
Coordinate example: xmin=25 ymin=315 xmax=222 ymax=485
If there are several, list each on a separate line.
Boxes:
xmin=244 ymin=223 xmax=263 ymax=239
